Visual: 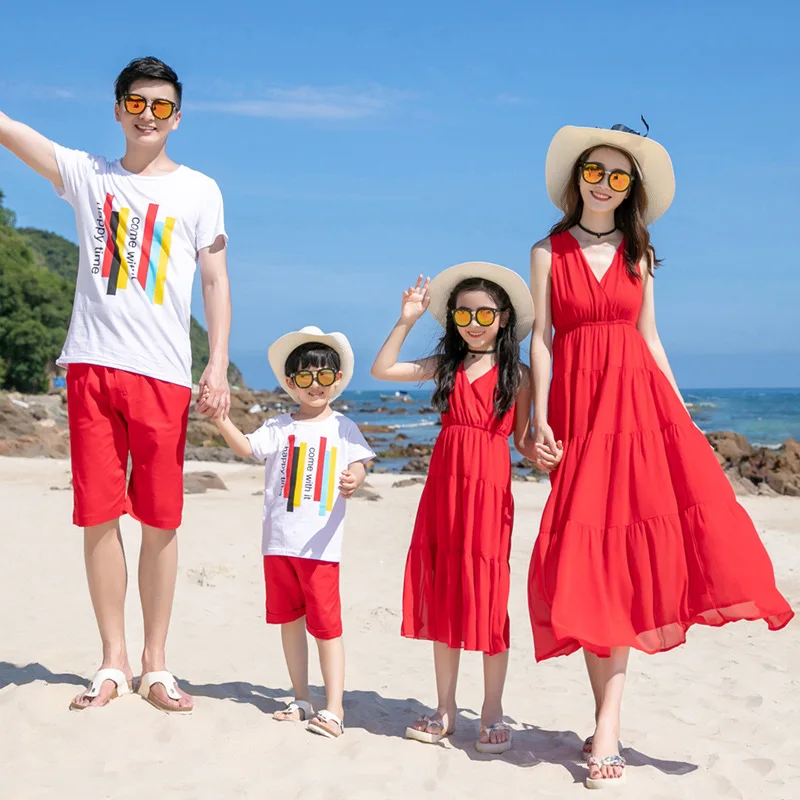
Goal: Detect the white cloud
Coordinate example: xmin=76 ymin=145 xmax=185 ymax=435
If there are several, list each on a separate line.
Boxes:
xmin=188 ymin=85 xmax=405 ymax=120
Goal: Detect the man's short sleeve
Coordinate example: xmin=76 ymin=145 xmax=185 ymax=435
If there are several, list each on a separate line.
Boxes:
xmin=52 ymin=143 xmax=97 ymax=205
xmin=246 ymin=420 xmax=279 ymax=463
xmin=195 ymin=178 xmax=227 ymax=253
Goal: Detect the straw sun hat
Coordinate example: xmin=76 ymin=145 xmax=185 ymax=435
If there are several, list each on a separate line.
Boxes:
xmin=426 ymin=261 xmax=535 ymax=341
xmin=268 ymin=326 xmax=354 ymax=402
xmin=545 ymin=121 xmax=675 ymax=225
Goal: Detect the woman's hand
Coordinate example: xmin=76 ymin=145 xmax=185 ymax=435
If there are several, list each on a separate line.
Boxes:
xmin=400 ymin=275 xmax=431 ymax=324
xmin=534 ymin=420 xmax=563 ymax=472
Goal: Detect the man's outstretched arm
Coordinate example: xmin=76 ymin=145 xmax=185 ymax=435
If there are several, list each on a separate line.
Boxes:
xmin=0 ymin=111 xmax=62 ymax=188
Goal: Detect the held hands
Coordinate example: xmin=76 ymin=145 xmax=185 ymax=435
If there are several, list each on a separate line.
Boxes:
xmin=197 ymin=360 xmax=231 ymax=420
xmin=339 ymin=469 xmax=364 ymax=499
xmin=400 ymin=275 xmax=431 ymax=324
xmin=534 ymin=421 xmax=564 ymax=473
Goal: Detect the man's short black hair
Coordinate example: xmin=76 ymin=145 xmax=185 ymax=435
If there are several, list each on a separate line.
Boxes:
xmin=284 ymin=343 xmax=341 ymax=376
xmin=114 ymin=57 xmax=183 ymax=106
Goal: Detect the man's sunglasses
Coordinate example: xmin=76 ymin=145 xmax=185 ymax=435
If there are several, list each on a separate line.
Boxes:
xmin=290 ymin=369 xmax=338 ymax=389
xmin=451 ymin=307 xmax=506 ymax=328
xmin=122 ymin=94 xmax=179 ymax=121
xmin=579 ymin=162 xmax=634 ymax=193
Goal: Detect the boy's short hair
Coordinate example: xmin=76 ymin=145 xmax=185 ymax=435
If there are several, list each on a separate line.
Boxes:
xmin=114 ymin=57 xmax=183 ymax=106
xmin=284 ymin=343 xmax=341 ymax=376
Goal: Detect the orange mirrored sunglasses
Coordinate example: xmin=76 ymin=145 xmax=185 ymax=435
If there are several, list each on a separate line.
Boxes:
xmin=451 ymin=307 xmax=505 ymax=328
xmin=122 ymin=94 xmax=178 ymax=120
xmin=579 ymin=161 xmax=634 ymax=193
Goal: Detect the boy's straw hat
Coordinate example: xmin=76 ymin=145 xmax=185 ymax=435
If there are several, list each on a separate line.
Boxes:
xmin=545 ymin=122 xmax=675 ymax=225
xmin=427 ymin=262 xmax=534 ymax=340
xmin=268 ymin=326 xmax=354 ymax=402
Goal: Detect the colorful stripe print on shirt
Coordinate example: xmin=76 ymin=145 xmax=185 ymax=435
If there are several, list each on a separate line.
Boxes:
xmin=282 ymin=435 xmax=338 ymax=516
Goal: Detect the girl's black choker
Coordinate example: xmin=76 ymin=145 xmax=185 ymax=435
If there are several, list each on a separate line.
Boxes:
xmin=467 ymin=348 xmax=496 ymax=354
xmin=577 ymin=221 xmax=617 ymax=239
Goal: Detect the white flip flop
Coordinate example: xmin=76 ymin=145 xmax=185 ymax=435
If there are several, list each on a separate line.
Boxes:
xmin=69 ymin=668 xmax=132 ymax=710
xmin=136 ymin=670 xmax=192 ymax=715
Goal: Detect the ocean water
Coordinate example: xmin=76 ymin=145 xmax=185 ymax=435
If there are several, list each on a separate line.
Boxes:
xmin=339 ymin=387 xmax=800 ymax=450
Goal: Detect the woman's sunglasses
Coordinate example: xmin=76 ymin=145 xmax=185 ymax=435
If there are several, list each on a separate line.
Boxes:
xmin=290 ymin=369 xmax=338 ymax=389
xmin=579 ymin=161 xmax=634 ymax=193
xmin=451 ymin=307 xmax=506 ymax=328
xmin=122 ymin=94 xmax=179 ymax=121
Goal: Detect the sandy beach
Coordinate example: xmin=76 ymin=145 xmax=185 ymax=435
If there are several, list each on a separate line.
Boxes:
xmin=1 ymin=455 xmax=797 ymax=799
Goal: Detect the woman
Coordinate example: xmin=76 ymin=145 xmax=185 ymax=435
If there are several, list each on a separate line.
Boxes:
xmin=526 ymin=122 xmax=794 ymax=789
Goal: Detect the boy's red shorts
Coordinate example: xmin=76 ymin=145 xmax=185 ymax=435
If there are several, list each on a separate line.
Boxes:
xmin=66 ymin=363 xmax=191 ymax=530
xmin=263 ymin=555 xmax=342 ymax=639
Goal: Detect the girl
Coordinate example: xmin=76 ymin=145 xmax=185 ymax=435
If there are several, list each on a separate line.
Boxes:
xmin=527 ymin=123 xmax=794 ymax=789
xmin=371 ymin=262 xmax=537 ymax=753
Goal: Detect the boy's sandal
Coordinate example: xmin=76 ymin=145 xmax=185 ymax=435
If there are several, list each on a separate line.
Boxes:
xmin=69 ymin=668 xmax=132 ymax=710
xmin=475 ymin=722 xmax=513 ymax=754
xmin=307 ymin=709 xmax=344 ymax=739
xmin=136 ymin=671 xmax=193 ymax=715
xmin=273 ymin=700 xmax=314 ymax=722
xmin=405 ymin=715 xmax=453 ymax=744
xmin=586 ymin=755 xmax=627 ymax=790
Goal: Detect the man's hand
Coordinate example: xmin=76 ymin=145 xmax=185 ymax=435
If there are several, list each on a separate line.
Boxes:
xmin=197 ymin=360 xmax=230 ymax=420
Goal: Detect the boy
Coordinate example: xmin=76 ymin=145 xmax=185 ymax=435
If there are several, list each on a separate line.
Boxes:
xmin=212 ymin=326 xmax=375 ymax=738
xmin=0 ymin=57 xmax=231 ymax=713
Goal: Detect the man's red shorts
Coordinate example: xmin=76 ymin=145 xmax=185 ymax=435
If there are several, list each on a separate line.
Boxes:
xmin=66 ymin=363 xmax=191 ymax=530
xmin=263 ymin=555 xmax=342 ymax=639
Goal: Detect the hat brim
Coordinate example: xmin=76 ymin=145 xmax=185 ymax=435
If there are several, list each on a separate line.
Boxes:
xmin=426 ymin=262 xmax=534 ymax=341
xmin=545 ymin=126 xmax=675 ymax=226
xmin=267 ymin=328 xmax=354 ymax=402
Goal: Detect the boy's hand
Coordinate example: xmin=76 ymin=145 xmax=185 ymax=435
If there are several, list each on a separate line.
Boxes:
xmin=339 ymin=470 xmax=362 ymax=499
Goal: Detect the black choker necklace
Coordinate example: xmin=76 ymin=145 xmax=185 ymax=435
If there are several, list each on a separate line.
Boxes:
xmin=467 ymin=348 xmax=496 ymax=354
xmin=578 ymin=222 xmax=617 ymax=239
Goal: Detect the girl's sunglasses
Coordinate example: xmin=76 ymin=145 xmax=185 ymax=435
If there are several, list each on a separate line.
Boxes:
xmin=122 ymin=94 xmax=179 ymax=121
xmin=290 ymin=369 xmax=338 ymax=389
xmin=579 ymin=162 xmax=634 ymax=193
xmin=451 ymin=307 xmax=506 ymax=328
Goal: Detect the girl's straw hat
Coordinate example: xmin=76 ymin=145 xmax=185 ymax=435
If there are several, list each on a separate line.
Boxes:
xmin=427 ymin=262 xmax=534 ymax=340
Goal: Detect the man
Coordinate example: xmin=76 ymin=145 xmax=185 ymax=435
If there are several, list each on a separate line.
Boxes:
xmin=0 ymin=56 xmax=231 ymax=712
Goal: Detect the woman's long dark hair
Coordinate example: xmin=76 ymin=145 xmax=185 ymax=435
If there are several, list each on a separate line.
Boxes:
xmin=431 ymin=277 xmax=520 ymax=418
xmin=550 ymin=145 xmax=661 ymax=277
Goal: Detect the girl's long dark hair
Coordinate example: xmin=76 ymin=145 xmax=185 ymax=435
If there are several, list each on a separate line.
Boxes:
xmin=550 ymin=145 xmax=661 ymax=277
xmin=431 ymin=278 xmax=520 ymax=418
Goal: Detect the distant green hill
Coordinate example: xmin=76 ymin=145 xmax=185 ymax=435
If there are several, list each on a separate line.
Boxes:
xmin=0 ymin=191 xmax=244 ymax=390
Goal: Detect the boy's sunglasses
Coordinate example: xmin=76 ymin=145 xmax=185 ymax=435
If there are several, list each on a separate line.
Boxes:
xmin=122 ymin=94 xmax=179 ymax=121
xmin=290 ymin=369 xmax=337 ymax=389
xmin=451 ymin=307 xmax=506 ymax=328
xmin=579 ymin=162 xmax=634 ymax=193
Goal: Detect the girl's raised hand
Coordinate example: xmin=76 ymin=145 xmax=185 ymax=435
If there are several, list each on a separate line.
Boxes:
xmin=400 ymin=275 xmax=431 ymax=323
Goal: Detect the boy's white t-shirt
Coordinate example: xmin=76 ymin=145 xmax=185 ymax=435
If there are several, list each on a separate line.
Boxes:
xmin=52 ymin=144 xmax=227 ymax=388
xmin=246 ymin=412 xmax=376 ymax=563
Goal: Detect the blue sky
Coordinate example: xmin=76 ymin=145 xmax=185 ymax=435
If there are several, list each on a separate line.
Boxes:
xmin=1 ymin=0 xmax=799 ymax=389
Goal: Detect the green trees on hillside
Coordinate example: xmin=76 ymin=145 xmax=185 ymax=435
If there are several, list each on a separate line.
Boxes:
xmin=0 ymin=189 xmax=244 ymax=392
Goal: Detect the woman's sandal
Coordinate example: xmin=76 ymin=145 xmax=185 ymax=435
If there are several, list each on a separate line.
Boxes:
xmin=586 ymin=755 xmax=627 ymax=790
xmin=273 ymin=700 xmax=314 ymax=722
xmin=582 ymin=736 xmax=623 ymax=762
xmin=405 ymin=715 xmax=454 ymax=744
xmin=136 ymin=671 xmax=192 ymax=715
xmin=307 ymin=709 xmax=344 ymax=739
xmin=475 ymin=722 xmax=513 ymax=754
xmin=68 ymin=668 xmax=132 ymax=710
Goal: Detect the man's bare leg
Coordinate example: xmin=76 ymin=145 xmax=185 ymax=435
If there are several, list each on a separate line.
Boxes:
xmin=138 ymin=524 xmax=193 ymax=711
xmin=71 ymin=519 xmax=133 ymax=708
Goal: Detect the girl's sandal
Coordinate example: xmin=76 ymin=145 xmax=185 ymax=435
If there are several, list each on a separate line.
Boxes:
xmin=586 ymin=755 xmax=627 ymax=790
xmin=405 ymin=715 xmax=453 ymax=744
xmin=273 ymin=700 xmax=314 ymax=722
xmin=475 ymin=722 xmax=513 ymax=754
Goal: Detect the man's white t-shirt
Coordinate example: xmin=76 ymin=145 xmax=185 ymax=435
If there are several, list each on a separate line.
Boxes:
xmin=53 ymin=144 xmax=227 ymax=387
xmin=246 ymin=412 xmax=376 ymax=563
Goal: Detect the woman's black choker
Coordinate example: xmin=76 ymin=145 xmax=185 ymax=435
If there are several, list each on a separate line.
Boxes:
xmin=577 ymin=221 xmax=617 ymax=238
xmin=467 ymin=348 xmax=496 ymax=354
